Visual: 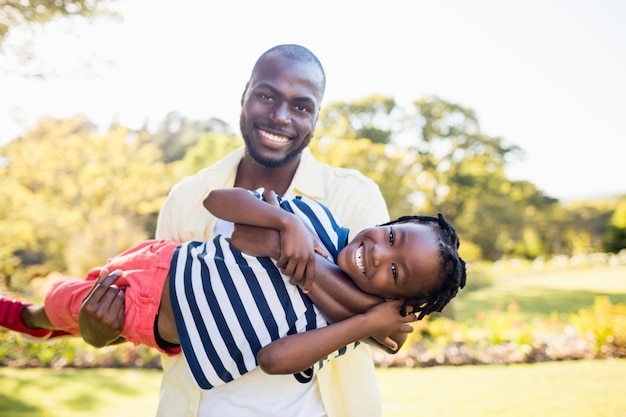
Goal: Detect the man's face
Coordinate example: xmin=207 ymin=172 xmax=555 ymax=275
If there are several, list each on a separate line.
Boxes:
xmin=239 ymin=55 xmax=324 ymax=168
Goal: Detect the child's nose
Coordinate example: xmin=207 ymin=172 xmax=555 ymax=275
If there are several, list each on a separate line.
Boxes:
xmin=371 ymin=244 xmax=391 ymax=266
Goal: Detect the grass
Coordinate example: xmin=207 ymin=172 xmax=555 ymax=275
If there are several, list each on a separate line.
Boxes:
xmin=0 ymin=368 xmax=162 ymax=417
xmin=1 ymin=360 xmax=625 ymax=417
xmin=454 ymin=265 xmax=626 ymax=322
xmin=378 ymin=359 xmax=626 ymax=417
xmin=0 ymin=264 xmax=624 ymax=416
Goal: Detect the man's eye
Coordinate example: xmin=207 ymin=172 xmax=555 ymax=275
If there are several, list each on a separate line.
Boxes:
xmin=258 ymin=93 xmax=273 ymax=102
xmin=391 ymin=264 xmax=398 ymax=281
xmin=388 ymin=228 xmax=395 ymax=246
xmin=295 ymin=104 xmax=310 ymax=113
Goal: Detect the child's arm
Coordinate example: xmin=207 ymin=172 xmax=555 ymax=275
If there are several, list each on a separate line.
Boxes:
xmin=305 ymin=254 xmax=409 ymax=353
xmin=228 ymin=225 xmax=408 ymax=352
xmin=204 ymin=188 xmax=323 ymax=289
xmin=257 ymin=299 xmax=416 ymax=375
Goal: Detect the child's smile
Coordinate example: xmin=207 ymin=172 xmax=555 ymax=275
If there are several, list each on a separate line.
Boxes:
xmin=338 ymin=223 xmax=443 ymax=300
xmin=354 ymin=243 xmax=366 ymax=274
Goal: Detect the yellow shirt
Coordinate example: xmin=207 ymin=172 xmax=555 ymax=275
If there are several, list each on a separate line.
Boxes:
xmin=155 ymin=147 xmax=389 ymax=417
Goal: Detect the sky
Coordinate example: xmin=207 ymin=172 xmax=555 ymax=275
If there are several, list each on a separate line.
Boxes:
xmin=1 ymin=0 xmax=625 ymax=201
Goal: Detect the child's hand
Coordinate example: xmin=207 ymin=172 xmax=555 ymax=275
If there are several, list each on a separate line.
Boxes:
xmin=277 ymin=214 xmax=321 ymax=293
xmin=262 ymin=189 xmax=327 ymax=293
xmin=366 ymin=299 xmax=416 ymax=351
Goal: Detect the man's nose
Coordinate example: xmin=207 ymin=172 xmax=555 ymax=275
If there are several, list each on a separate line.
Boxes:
xmin=270 ymin=102 xmax=290 ymax=124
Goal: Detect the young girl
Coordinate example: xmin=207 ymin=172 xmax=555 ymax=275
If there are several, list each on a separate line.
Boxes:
xmin=0 ymin=187 xmax=466 ymax=388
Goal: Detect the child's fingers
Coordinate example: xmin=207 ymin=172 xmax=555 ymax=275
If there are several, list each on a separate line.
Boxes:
xmin=263 ymin=189 xmax=280 ymax=207
xmin=298 ymin=261 xmax=315 ymax=294
xmin=287 ymin=262 xmax=313 ymax=293
xmin=377 ymin=336 xmax=398 ymax=352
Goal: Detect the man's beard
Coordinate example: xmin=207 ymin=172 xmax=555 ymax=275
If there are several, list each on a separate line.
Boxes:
xmin=241 ymin=124 xmax=307 ymax=168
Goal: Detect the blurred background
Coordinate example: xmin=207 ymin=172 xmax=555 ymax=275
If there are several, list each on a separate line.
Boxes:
xmin=0 ymin=1 xmax=625 ymax=416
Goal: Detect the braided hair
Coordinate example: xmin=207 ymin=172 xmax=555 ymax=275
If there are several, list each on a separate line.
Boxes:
xmin=379 ymin=213 xmax=467 ymax=320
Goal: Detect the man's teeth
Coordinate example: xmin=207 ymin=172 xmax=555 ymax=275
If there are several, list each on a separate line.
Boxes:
xmin=355 ymin=245 xmax=365 ymax=274
xmin=260 ymin=129 xmax=289 ymax=143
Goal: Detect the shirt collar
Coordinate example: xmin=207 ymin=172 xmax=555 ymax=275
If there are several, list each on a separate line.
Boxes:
xmin=287 ymin=148 xmax=326 ymax=199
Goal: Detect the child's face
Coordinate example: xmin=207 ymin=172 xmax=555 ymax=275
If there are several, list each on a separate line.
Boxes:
xmin=337 ymin=223 xmax=441 ymax=299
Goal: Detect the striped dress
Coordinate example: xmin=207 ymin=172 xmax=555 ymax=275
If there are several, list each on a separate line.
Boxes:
xmin=169 ymin=191 xmax=359 ymax=390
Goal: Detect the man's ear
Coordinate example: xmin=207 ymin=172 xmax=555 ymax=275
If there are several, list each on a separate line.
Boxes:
xmin=241 ymin=82 xmax=250 ymax=106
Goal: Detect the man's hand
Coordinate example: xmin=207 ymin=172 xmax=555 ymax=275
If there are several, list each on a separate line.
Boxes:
xmin=78 ymin=268 xmax=126 ymax=347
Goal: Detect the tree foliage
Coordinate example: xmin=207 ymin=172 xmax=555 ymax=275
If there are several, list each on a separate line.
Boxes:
xmin=150 ymin=112 xmax=235 ymax=163
xmin=180 ymin=131 xmax=243 ymax=176
xmin=0 ymin=116 xmax=174 ymax=284
xmin=1 ymin=95 xmax=622 ymax=289
xmin=317 ymin=95 xmax=397 ymax=144
xmin=314 ymin=94 xmax=615 ymax=261
xmin=0 ymin=0 xmax=114 ymax=45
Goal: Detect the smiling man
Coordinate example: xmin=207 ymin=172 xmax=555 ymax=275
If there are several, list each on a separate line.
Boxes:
xmin=79 ymin=44 xmax=391 ymax=417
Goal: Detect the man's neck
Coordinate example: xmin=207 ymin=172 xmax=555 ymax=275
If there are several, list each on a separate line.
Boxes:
xmin=234 ymin=155 xmax=301 ymax=195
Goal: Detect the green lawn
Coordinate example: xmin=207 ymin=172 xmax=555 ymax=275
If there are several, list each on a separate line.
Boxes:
xmin=454 ymin=265 xmax=626 ymax=322
xmin=1 ymin=360 xmax=625 ymax=417
xmin=378 ymin=360 xmax=626 ymax=417
xmin=1 ymin=265 xmax=624 ymax=416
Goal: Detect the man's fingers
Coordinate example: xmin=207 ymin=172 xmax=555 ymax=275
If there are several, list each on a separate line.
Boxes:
xmin=97 ymin=284 xmax=125 ymax=312
xmin=84 ymin=268 xmax=110 ymax=299
xmin=112 ymin=290 xmax=126 ymax=328
xmin=83 ymin=269 xmax=123 ymax=306
xmin=99 ymin=269 xmax=123 ymax=289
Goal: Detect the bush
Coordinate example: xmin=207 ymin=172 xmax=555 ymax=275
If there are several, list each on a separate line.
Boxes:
xmin=373 ymin=297 xmax=626 ymax=368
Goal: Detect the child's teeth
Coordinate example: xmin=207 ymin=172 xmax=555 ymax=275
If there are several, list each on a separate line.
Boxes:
xmin=355 ymin=245 xmax=365 ymax=274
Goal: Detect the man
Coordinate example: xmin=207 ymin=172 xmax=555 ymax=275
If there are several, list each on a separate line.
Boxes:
xmin=80 ymin=44 xmax=390 ymax=417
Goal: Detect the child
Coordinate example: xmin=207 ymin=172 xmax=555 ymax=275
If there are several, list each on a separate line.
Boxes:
xmin=0 ymin=187 xmax=466 ymax=388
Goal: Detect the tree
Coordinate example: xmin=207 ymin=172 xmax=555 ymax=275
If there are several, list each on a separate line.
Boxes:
xmin=315 ymin=94 xmax=570 ymax=260
xmin=0 ymin=116 xmax=174 ymax=286
xmin=605 ymin=198 xmax=626 ymax=253
xmin=180 ymin=131 xmax=243 ymax=176
xmin=0 ymin=0 xmax=115 ymax=45
xmin=317 ymin=95 xmax=398 ymax=144
xmin=149 ymin=112 xmax=235 ymax=163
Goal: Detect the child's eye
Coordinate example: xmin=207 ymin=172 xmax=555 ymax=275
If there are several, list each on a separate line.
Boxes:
xmin=388 ymin=228 xmax=395 ymax=246
xmin=391 ymin=264 xmax=398 ymax=281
